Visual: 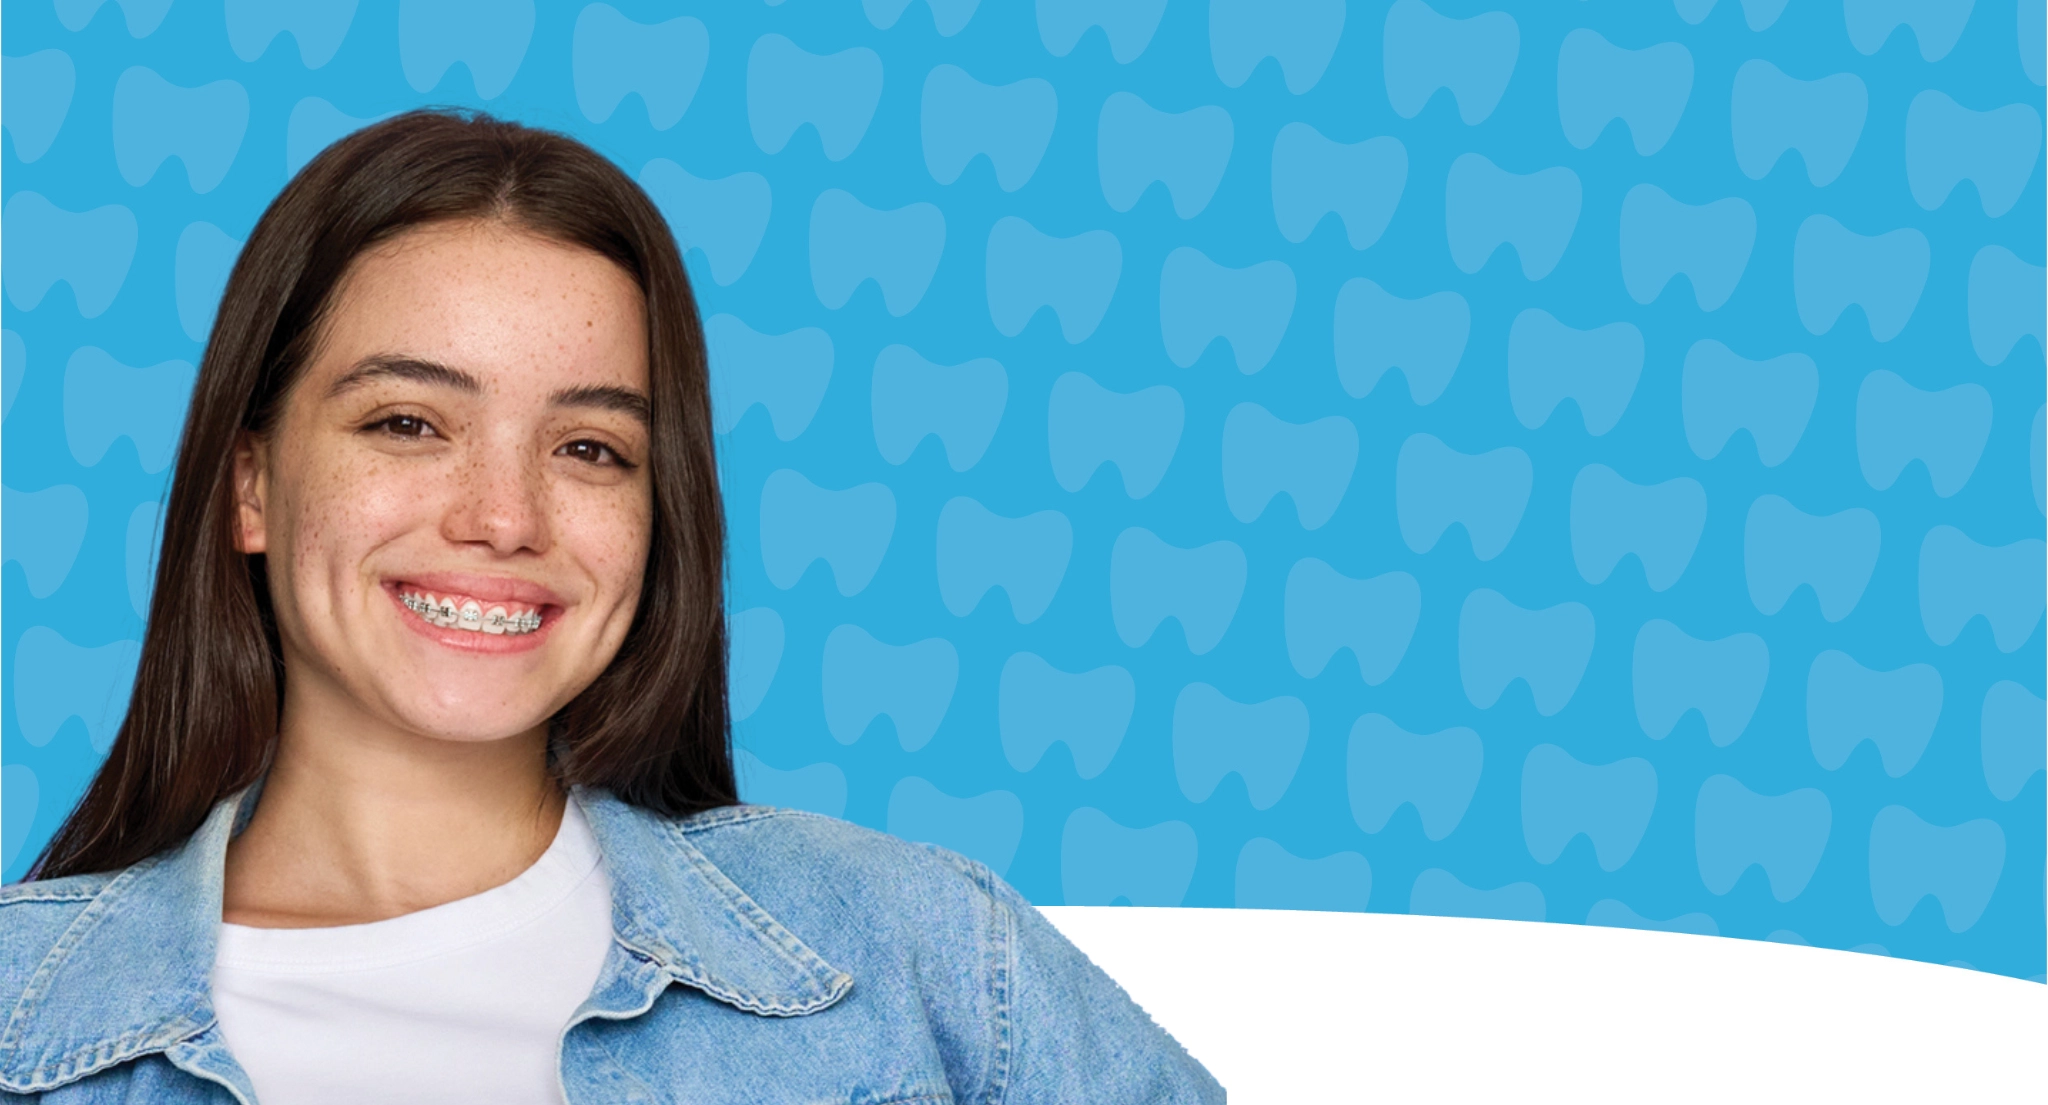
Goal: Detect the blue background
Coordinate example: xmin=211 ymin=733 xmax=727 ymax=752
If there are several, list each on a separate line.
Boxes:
xmin=3 ymin=0 xmax=2043 ymax=981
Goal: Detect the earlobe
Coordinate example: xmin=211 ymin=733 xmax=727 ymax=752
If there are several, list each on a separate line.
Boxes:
xmin=232 ymin=434 xmax=270 ymax=554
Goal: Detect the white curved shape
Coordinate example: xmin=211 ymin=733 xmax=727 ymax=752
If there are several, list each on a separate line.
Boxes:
xmin=1040 ymin=907 xmax=2045 ymax=1102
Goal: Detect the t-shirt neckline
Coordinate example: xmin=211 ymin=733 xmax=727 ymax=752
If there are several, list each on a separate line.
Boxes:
xmin=214 ymin=799 xmax=605 ymax=974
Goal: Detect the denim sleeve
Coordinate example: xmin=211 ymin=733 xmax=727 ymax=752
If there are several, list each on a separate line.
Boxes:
xmin=974 ymin=865 xmax=1226 ymax=1104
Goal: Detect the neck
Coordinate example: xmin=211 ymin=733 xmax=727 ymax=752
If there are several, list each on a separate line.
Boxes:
xmin=222 ymin=681 xmax=565 ymax=928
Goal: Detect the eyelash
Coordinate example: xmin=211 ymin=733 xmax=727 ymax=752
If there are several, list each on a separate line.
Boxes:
xmin=370 ymin=414 xmax=436 ymax=439
xmin=559 ymin=439 xmax=633 ymax=469
xmin=364 ymin=415 xmax=635 ymax=469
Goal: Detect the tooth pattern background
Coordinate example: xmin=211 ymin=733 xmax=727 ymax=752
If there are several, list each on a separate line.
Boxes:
xmin=0 ymin=0 xmax=2040 ymax=983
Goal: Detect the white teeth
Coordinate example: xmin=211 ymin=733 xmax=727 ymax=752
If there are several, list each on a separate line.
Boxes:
xmin=399 ymin=590 xmax=542 ymax=636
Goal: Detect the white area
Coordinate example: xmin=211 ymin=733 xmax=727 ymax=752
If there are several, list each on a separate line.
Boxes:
xmin=213 ymin=802 xmax=613 ymax=1105
xmin=1040 ymin=907 xmax=2047 ymax=1104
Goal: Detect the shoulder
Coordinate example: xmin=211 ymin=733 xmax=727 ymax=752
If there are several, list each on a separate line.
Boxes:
xmin=0 ymin=871 xmax=122 ymax=1001
xmin=675 ymin=803 xmax=1006 ymax=919
xmin=667 ymin=806 xmax=1010 ymax=1042
xmin=665 ymin=803 xmax=1016 ymax=996
xmin=670 ymin=805 xmax=1224 ymax=1100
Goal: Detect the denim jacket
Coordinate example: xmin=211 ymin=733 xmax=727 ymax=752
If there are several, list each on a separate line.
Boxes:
xmin=0 ymin=785 xmax=1224 ymax=1103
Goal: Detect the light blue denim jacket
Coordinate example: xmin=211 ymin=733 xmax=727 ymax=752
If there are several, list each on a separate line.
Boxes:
xmin=0 ymin=785 xmax=1224 ymax=1103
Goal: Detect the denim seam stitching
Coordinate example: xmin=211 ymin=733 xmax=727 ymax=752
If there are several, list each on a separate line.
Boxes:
xmin=163 ymin=1031 xmax=258 ymax=1105
xmin=0 ymin=855 xmax=202 ymax=1092
xmin=0 ymin=884 xmax=103 ymax=905
xmin=984 ymin=869 xmax=1016 ymax=1105
xmin=0 ymin=859 xmax=139 ymax=1052
xmin=676 ymin=804 xmax=813 ymax=834
xmin=656 ymin=819 xmax=853 ymax=1015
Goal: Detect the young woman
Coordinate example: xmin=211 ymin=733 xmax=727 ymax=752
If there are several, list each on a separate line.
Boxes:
xmin=0 ymin=110 xmax=1222 ymax=1104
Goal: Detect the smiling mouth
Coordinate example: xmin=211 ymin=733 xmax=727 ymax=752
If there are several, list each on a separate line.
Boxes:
xmin=398 ymin=590 xmax=545 ymax=635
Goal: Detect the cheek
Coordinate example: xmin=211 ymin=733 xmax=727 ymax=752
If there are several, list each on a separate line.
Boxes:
xmin=560 ymin=486 xmax=653 ymax=603
xmin=281 ymin=451 xmax=441 ymax=579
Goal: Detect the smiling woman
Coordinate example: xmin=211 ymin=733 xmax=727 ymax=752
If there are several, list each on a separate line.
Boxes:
xmin=0 ymin=110 xmax=1222 ymax=1104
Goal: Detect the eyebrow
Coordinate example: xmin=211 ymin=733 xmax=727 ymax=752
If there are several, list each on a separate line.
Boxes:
xmin=327 ymin=355 xmax=481 ymax=398
xmin=327 ymin=354 xmax=650 ymax=424
xmin=550 ymin=383 xmax=649 ymax=423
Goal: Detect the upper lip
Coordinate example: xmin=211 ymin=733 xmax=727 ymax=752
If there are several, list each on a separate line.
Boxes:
xmin=387 ymin=572 xmax=566 ymax=608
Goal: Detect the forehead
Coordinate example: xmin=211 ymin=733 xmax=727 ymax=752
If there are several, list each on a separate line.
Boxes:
xmin=312 ymin=219 xmax=648 ymax=394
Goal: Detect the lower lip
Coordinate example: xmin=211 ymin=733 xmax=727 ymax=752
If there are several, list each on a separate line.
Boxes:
xmin=384 ymin=584 xmax=558 ymax=654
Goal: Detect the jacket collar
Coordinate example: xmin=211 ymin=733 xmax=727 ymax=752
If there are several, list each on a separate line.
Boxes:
xmin=569 ymin=788 xmax=852 ymax=1017
xmin=0 ymin=785 xmax=850 ymax=1093
xmin=0 ymin=788 xmax=243 ymax=1095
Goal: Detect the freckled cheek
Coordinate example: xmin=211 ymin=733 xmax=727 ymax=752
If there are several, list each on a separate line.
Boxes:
xmin=292 ymin=451 xmax=450 ymax=576
xmin=555 ymin=489 xmax=653 ymax=611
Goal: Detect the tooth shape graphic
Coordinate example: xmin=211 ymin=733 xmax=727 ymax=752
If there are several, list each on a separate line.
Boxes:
xmin=985 ymin=217 xmax=1122 ymax=342
xmin=227 ymin=0 xmax=358 ymax=68
xmin=110 ymin=67 xmax=249 ymax=193
xmin=1730 ymin=61 xmax=1867 ymax=187
xmin=809 ymin=189 xmax=945 ymax=316
xmin=1556 ymin=29 xmax=1693 ymax=156
xmin=3 ymin=193 xmax=139 ymax=319
xmin=1966 ymin=246 xmax=2046 ymax=366
xmin=1036 ymin=0 xmax=1169 ymax=64
xmin=1333 ymin=279 xmax=1469 ymax=405
xmin=1444 ymin=154 xmax=1581 ymax=280
xmin=1507 ymin=309 xmax=1642 ymax=435
xmin=1792 ymin=215 xmax=1930 ymax=342
xmin=1272 ymin=124 xmax=1407 ymax=249
xmin=1844 ymin=0 xmax=1975 ymax=61
xmin=1458 ymin=589 xmax=1596 ymax=716
xmin=1854 ymin=369 xmax=1992 ymax=497
xmin=1046 ymin=372 xmax=1184 ymax=498
xmin=398 ymin=0 xmax=535 ymax=100
xmin=1097 ymin=92 xmax=1233 ymax=218
xmin=1744 ymin=495 xmax=1881 ymax=621
xmin=921 ymin=64 xmax=1057 ymax=191
xmin=1171 ymin=682 xmax=1310 ymax=810
xmin=571 ymin=6 xmax=709 ymax=130
xmin=1681 ymin=340 xmax=1819 ymax=467
xmin=1158 ymin=248 xmax=1296 ymax=373
xmin=641 ymin=165 xmax=773 ymax=288
xmin=64 ymin=347 xmax=196 ymax=472
xmin=1383 ymin=0 xmax=1520 ymax=125
xmin=1618 ymin=185 xmax=1756 ymax=311
xmin=746 ymin=35 xmax=883 ymax=160
xmin=1210 ymin=0 xmax=1345 ymax=94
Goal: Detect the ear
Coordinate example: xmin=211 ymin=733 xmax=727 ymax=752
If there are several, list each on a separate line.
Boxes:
xmin=231 ymin=432 xmax=271 ymax=554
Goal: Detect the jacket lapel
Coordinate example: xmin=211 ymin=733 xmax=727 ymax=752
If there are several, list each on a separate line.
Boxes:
xmin=571 ymin=789 xmax=853 ymax=1019
xmin=0 ymin=789 xmax=256 ymax=1100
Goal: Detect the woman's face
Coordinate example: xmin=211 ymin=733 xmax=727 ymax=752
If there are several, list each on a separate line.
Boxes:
xmin=235 ymin=218 xmax=653 ymax=746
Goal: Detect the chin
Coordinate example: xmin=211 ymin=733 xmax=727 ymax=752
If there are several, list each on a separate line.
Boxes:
xmin=415 ymin=728 xmax=536 ymax=744
xmin=382 ymin=690 xmax=555 ymax=745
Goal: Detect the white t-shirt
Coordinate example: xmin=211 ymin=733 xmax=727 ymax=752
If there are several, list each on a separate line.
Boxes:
xmin=211 ymin=801 xmax=615 ymax=1105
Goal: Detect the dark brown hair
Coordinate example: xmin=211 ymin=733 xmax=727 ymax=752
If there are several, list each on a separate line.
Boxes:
xmin=31 ymin=108 xmax=736 ymax=880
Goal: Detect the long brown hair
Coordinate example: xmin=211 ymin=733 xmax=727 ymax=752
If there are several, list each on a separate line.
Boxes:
xmin=31 ymin=108 xmax=736 ymax=880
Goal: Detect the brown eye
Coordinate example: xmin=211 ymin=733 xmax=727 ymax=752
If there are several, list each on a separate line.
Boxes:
xmin=558 ymin=439 xmax=627 ymax=467
xmin=371 ymin=414 xmax=436 ymax=438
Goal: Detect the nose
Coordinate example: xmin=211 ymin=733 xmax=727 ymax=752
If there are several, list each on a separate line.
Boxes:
xmin=441 ymin=434 xmax=550 ymax=556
